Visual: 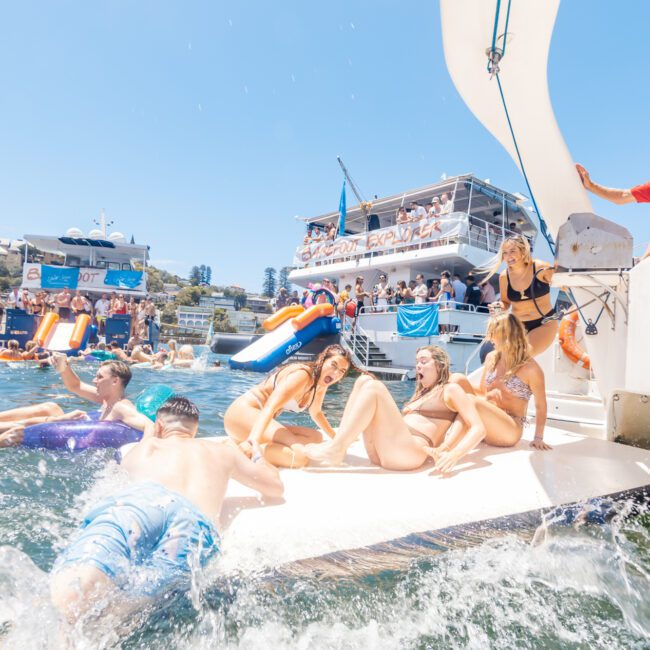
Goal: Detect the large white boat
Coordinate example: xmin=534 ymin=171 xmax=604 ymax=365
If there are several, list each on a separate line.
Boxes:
xmin=289 ymin=174 xmax=555 ymax=376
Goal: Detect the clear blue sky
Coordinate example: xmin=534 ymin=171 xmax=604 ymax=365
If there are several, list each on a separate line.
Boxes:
xmin=1 ymin=1 xmax=648 ymax=291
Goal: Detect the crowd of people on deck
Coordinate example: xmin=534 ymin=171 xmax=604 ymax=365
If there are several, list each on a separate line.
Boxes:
xmin=0 ymin=288 xmax=158 ymax=337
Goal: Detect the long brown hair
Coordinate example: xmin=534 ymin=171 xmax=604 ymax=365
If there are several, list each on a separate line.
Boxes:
xmin=478 ymin=234 xmax=533 ymax=283
xmin=272 ymin=344 xmax=355 ymax=407
xmin=407 ymin=345 xmax=451 ymax=405
xmin=486 ymin=312 xmax=532 ymax=375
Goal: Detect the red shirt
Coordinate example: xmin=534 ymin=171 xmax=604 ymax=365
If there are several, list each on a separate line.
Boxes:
xmin=631 ymin=181 xmax=650 ymax=203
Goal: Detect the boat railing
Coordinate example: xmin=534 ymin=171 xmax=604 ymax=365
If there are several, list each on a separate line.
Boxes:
xmin=293 ymin=214 xmax=522 ymax=268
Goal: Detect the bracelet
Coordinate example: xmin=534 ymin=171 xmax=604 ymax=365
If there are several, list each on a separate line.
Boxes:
xmin=533 ymin=435 xmax=544 ymax=441
xmin=252 ymin=452 xmax=263 ymax=463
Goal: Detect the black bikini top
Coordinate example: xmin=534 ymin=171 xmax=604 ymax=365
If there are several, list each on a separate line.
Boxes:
xmin=506 ymin=262 xmax=550 ymax=302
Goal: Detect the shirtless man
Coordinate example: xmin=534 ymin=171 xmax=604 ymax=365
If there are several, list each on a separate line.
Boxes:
xmin=70 ymin=290 xmax=86 ymax=318
xmin=50 ymin=396 xmax=284 ymax=625
xmin=56 ymin=288 xmax=72 ymax=321
xmin=0 ymin=357 xmax=152 ymax=447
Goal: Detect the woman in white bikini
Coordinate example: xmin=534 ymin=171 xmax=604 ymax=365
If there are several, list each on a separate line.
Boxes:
xmin=299 ymin=346 xmax=485 ymax=471
xmin=224 ymin=344 xmax=352 ymax=467
xmin=433 ymin=312 xmax=551 ymax=473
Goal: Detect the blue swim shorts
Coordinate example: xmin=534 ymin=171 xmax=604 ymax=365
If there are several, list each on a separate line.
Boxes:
xmin=53 ymin=482 xmax=220 ymax=596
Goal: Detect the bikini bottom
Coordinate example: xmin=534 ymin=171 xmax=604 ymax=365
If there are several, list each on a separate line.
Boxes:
xmin=522 ymin=308 xmax=556 ymax=333
xmin=408 ymin=427 xmax=434 ymax=448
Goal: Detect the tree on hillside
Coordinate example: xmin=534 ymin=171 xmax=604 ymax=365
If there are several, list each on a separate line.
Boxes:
xmin=278 ymin=266 xmax=293 ymax=292
xmin=233 ymin=292 xmax=247 ymax=311
xmin=262 ymin=267 xmax=277 ymax=298
xmin=213 ymin=308 xmax=237 ymax=333
xmin=205 ymin=266 xmax=212 ymax=284
xmin=189 ymin=266 xmax=201 ymax=286
xmin=199 ymin=264 xmax=207 ymax=284
xmin=175 ymin=286 xmax=203 ymax=306
xmin=160 ymin=302 xmax=178 ymax=325
xmin=145 ymin=267 xmax=164 ymax=293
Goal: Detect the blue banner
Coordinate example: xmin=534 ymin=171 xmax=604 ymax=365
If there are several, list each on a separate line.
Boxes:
xmin=338 ymin=180 xmax=346 ymax=235
xmin=104 ymin=270 xmax=143 ymax=289
xmin=41 ymin=265 xmax=79 ymax=289
xmin=397 ymin=304 xmax=439 ymax=337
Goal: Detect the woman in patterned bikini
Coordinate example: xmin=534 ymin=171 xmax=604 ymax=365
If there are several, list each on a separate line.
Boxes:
xmin=433 ymin=312 xmax=551 ymax=473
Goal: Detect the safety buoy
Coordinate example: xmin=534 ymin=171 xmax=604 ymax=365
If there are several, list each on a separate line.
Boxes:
xmin=558 ymin=312 xmax=590 ymax=370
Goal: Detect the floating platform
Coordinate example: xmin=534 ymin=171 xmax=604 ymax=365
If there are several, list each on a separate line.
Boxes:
xmin=216 ymin=426 xmax=650 ymax=573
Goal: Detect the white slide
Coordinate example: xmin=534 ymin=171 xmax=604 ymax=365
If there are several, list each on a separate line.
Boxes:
xmin=43 ymin=323 xmax=77 ymax=352
xmin=230 ymin=321 xmax=296 ymax=365
xmin=117 ymin=428 xmax=650 ymax=573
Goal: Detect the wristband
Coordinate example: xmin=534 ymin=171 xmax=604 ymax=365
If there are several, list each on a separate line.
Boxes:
xmin=533 ymin=435 xmax=544 ymax=441
xmin=252 ymin=451 xmax=263 ymax=463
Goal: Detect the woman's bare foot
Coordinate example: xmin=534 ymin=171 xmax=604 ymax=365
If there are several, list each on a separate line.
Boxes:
xmin=0 ymin=425 xmax=25 ymax=448
xmin=293 ymin=441 xmax=347 ymax=465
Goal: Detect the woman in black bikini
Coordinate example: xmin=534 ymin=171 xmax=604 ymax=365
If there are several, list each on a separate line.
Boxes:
xmin=300 ymin=345 xmax=485 ymax=471
xmin=482 ymin=235 xmax=557 ymax=356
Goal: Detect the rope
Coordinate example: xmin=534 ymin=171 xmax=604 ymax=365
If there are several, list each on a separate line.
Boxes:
xmin=486 ymin=0 xmax=556 ymax=256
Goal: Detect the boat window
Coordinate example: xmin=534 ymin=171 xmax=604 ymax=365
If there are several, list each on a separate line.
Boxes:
xmin=107 ymin=262 xmax=120 ymax=270
xmin=121 ymin=263 xmax=132 ymax=270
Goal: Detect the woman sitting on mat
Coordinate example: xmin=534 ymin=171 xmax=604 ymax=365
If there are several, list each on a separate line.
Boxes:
xmin=298 ymin=346 xmax=485 ymax=472
xmin=481 ymin=234 xmax=557 ymax=356
xmin=225 ymin=344 xmax=352 ymax=468
xmin=436 ymin=312 xmax=551 ymax=472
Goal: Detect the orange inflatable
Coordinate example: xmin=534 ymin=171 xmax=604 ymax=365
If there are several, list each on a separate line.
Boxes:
xmin=69 ymin=314 xmax=91 ymax=349
xmin=558 ymin=311 xmax=590 ymax=370
xmin=291 ymin=303 xmax=334 ymax=331
xmin=263 ymin=304 xmax=304 ymax=332
xmin=33 ymin=312 xmax=59 ymax=347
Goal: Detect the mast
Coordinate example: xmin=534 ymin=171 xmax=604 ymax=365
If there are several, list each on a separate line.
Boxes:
xmin=337 ymin=156 xmax=372 ymax=222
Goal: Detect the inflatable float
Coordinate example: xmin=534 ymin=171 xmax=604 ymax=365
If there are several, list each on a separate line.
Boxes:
xmin=20 ymin=384 xmax=174 ymax=450
xmin=115 ymin=425 xmax=650 ymax=573
xmin=230 ymin=303 xmax=340 ymax=372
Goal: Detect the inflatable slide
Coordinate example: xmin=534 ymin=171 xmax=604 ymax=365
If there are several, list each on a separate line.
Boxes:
xmin=33 ymin=313 xmax=92 ymax=355
xmin=229 ymin=304 xmax=340 ymax=372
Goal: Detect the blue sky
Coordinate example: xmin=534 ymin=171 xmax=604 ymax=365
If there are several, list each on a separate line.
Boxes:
xmin=1 ymin=1 xmax=648 ymax=291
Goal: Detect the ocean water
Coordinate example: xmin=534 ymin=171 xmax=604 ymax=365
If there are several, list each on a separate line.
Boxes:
xmin=0 ymin=354 xmax=648 ymax=649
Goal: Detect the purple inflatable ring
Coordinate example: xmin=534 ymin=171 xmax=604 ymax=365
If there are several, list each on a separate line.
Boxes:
xmin=21 ymin=411 xmax=142 ymax=451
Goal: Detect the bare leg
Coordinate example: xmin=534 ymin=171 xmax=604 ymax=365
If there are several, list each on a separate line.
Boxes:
xmin=50 ymin=565 xmax=115 ymax=625
xmin=449 ymin=373 xmax=476 ymax=395
xmin=0 ymin=424 xmax=25 ymax=447
xmin=299 ymin=375 xmax=429 ymax=470
xmin=0 ymin=401 xmax=63 ymax=423
xmin=224 ymin=398 xmax=322 ymax=468
xmin=527 ymin=321 xmax=558 ymax=358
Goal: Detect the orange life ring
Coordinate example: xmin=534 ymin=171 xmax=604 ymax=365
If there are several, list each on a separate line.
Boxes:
xmin=558 ymin=312 xmax=590 ymax=370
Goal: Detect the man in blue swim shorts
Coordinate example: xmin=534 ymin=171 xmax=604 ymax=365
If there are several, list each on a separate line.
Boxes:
xmin=51 ymin=396 xmax=284 ymax=624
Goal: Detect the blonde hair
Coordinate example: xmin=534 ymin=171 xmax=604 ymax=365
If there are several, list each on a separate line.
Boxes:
xmin=408 ymin=345 xmax=451 ymax=404
xmin=486 ymin=312 xmax=532 ymax=375
xmin=7 ymin=339 xmax=19 ymax=351
xmin=167 ymin=339 xmax=177 ymax=351
xmin=478 ymin=234 xmax=533 ymax=284
xmin=178 ymin=344 xmax=194 ymax=360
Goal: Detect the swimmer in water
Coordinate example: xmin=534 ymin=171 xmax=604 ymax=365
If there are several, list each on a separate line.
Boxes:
xmin=298 ymin=346 xmax=485 ymax=470
xmin=50 ymin=396 xmax=283 ymax=626
xmin=224 ymin=344 xmax=352 ymax=468
xmin=0 ymin=357 xmax=153 ymax=447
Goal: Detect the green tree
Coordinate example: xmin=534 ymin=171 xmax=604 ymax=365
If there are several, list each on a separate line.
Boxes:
xmin=212 ymin=308 xmax=237 ymax=333
xmin=145 ymin=267 xmax=164 ymax=293
xmin=205 ymin=266 xmax=212 ymax=284
xmin=160 ymin=302 xmax=178 ymax=325
xmin=262 ymin=267 xmax=277 ymax=298
xmin=199 ymin=264 xmax=207 ymax=284
xmin=278 ymin=266 xmax=293 ymax=292
xmin=175 ymin=286 xmax=203 ymax=306
xmin=189 ymin=266 xmax=201 ymax=286
xmin=233 ymin=292 xmax=247 ymax=311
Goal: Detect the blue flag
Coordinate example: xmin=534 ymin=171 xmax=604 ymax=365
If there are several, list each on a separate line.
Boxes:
xmin=338 ymin=180 xmax=346 ymax=235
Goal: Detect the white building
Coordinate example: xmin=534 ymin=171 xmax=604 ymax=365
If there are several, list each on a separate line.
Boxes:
xmin=176 ymin=305 xmax=213 ymax=331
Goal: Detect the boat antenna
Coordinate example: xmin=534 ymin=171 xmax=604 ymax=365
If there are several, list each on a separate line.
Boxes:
xmin=337 ymin=156 xmax=372 ymax=223
xmin=93 ymin=209 xmax=114 ymax=238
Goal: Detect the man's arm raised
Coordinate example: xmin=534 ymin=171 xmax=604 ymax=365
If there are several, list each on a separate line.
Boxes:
xmin=53 ymin=354 xmax=101 ymax=404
